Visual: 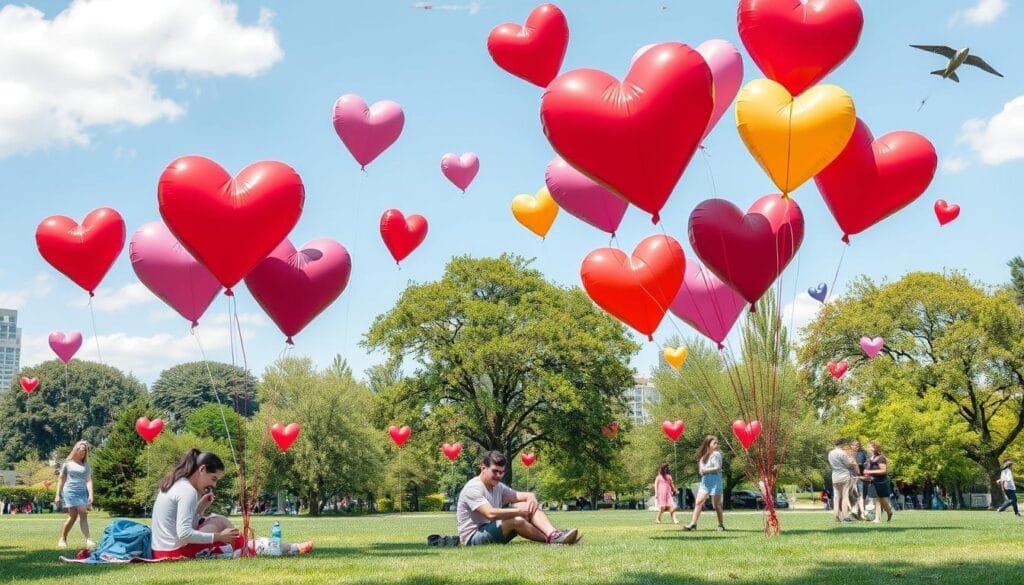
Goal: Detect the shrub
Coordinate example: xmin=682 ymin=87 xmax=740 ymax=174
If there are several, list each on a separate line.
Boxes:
xmin=376 ymin=497 xmax=393 ymax=512
xmin=419 ymin=493 xmax=444 ymax=512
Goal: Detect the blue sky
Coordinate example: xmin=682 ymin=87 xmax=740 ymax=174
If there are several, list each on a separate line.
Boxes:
xmin=0 ymin=0 xmax=1021 ymax=385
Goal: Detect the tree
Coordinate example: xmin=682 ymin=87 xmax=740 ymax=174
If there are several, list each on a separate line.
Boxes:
xmin=0 ymin=359 xmax=147 ymax=465
xmin=91 ymin=400 xmax=160 ymax=515
xmin=14 ymin=454 xmax=57 ymax=486
xmin=800 ymin=271 xmax=1024 ymax=502
xmin=363 ymin=254 xmax=639 ymax=484
xmin=151 ymin=361 xmax=258 ymax=431
xmin=1010 ymin=257 xmax=1024 ymax=306
xmin=185 ymin=404 xmax=236 ymax=442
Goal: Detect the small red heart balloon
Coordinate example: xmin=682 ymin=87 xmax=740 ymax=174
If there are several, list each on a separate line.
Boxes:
xmin=389 ymin=425 xmax=412 ymax=447
xmin=732 ymin=419 xmax=762 ymax=450
xmin=738 ymin=0 xmax=864 ymax=96
xmin=442 ymin=442 xmax=463 ymax=461
xmin=580 ymin=235 xmax=685 ymax=341
xmin=662 ymin=420 xmax=685 ymax=442
xmin=689 ymin=194 xmax=804 ymax=307
xmin=21 ymin=377 xmax=39 ymax=393
xmin=521 ymin=452 xmax=537 ymax=467
xmin=815 ymin=119 xmax=937 ymax=243
xmin=487 ymin=3 xmax=569 ymax=88
xmin=541 ymin=42 xmax=713 ymax=223
xmin=380 ymin=209 xmax=428 ymax=264
xmin=270 ymin=423 xmax=301 ymax=453
xmin=36 ymin=208 xmax=126 ymax=295
xmin=158 ymin=156 xmax=305 ymax=290
xmin=601 ymin=421 xmax=619 ymax=438
xmin=934 ymin=200 xmax=960 ymax=226
xmin=827 ymin=360 xmax=848 ymax=379
xmin=43 ymin=480 xmax=53 ymax=489
xmin=135 ymin=417 xmax=164 ymax=443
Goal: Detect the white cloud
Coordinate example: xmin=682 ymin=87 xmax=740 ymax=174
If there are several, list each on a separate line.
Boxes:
xmin=72 ymin=282 xmax=156 ymax=312
xmin=0 ymin=273 xmax=52 ymax=310
xmin=950 ymin=0 xmax=1008 ymax=26
xmin=782 ymin=293 xmax=825 ymax=340
xmin=958 ymin=96 xmax=1024 ymax=165
xmin=940 ymin=155 xmax=971 ymax=174
xmin=0 ymin=0 xmax=282 ymax=157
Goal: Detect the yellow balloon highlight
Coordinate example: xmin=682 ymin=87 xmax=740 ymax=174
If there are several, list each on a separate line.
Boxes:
xmin=735 ymin=79 xmax=856 ymax=194
xmin=663 ymin=346 xmax=688 ymax=370
xmin=511 ymin=187 xmax=559 ymax=238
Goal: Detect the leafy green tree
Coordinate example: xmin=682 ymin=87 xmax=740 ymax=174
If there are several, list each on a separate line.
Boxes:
xmin=0 ymin=360 xmax=146 ymax=465
xmin=151 ymin=361 xmax=258 ymax=431
xmin=14 ymin=454 xmax=57 ymax=486
xmin=90 ymin=400 xmax=159 ymax=514
xmin=364 ymin=254 xmax=639 ymax=485
xmin=1009 ymin=257 xmax=1024 ymax=306
xmin=185 ymin=404 xmax=236 ymax=442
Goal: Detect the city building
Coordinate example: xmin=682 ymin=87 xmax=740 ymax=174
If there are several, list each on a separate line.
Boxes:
xmin=624 ymin=374 xmax=659 ymax=425
xmin=0 ymin=309 xmax=21 ymax=391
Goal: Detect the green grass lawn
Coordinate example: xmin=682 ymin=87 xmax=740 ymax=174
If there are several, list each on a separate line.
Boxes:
xmin=1 ymin=509 xmax=1022 ymax=584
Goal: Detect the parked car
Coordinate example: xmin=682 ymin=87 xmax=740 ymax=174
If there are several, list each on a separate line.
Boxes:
xmin=773 ymin=492 xmax=790 ymax=509
xmin=730 ymin=490 xmax=764 ymax=509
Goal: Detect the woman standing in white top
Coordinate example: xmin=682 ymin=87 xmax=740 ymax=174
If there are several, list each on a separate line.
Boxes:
xmin=996 ymin=459 xmax=1020 ymax=516
xmin=54 ymin=440 xmax=94 ymax=549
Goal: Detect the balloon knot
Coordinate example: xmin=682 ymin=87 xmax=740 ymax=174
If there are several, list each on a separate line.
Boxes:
xmin=717 ymin=343 xmax=725 ymax=350
xmin=224 ymin=289 xmax=235 ymax=297
xmin=841 ymin=234 xmax=850 ymax=245
xmin=191 ymin=321 xmax=199 ymax=329
xmin=651 ymin=213 xmax=660 ymax=225
xmin=286 ymin=337 xmax=295 ymax=346
xmin=647 ymin=334 xmax=654 ymax=342
xmin=88 ymin=291 xmax=95 ymax=298
xmin=749 ymin=303 xmax=757 ymax=313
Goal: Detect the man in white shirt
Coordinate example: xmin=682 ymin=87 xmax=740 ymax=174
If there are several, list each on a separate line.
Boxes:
xmin=996 ymin=459 xmax=1020 ymax=516
xmin=827 ymin=438 xmax=858 ymax=523
xmin=456 ymin=451 xmax=579 ymax=546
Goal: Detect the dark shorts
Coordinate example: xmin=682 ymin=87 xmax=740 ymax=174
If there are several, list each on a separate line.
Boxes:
xmin=466 ymin=521 xmax=516 ymax=546
xmin=871 ymin=480 xmax=892 ymax=499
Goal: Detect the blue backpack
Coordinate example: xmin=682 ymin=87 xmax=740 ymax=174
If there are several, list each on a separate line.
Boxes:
xmin=85 ymin=519 xmax=153 ymax=561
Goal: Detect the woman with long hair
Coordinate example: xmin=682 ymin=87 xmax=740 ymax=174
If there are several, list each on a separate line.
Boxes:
xmin=863 ymin=441 xmax=894 ymax=523
xmin=683 ymin=436 xmax=725 ymax=531
xmin=54 ymin=440 xmax=94 ymax=549
xmin=653 ymin=462 xmax=679 ymax=524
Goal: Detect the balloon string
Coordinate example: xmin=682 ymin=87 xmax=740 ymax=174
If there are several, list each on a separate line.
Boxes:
xmin=87 ymin=297 xmax=103 ymax=364
xmin=826 ymin=245 xmax=847 ymax=304
xmin=191 ymin=326 xmax=240 ymax=472
xmin=700 ymin=147 xmax=719 ymax=198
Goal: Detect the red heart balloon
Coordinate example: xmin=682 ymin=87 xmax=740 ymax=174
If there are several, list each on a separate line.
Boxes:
xmin=662 ymin=420 xmax=685 ymax=442
xmin=601 ymin=421 xmax=619 ymax=438
xmin=158 ymin=156 xmax=305 ymax=290
xmin=580 ymin=235 xmax=684 ymax=341
xmin=815 ymin=119 xmax=937 ymax=243
xmin=732 ymin=419 xmax=762 ymax=450
xmin=389 ymin=425 xmax=412 ymax=447
xmin=21 ymin=377 xmax=39 ymax=393
xmin=442 ymin=442 xmax=463 ymax=461
xmin=380 ymin=209 xmax=428 ymax=264
xmin=135 ymin=417 xmax=164 ymax=443
xmin=521 ymin=452 xmax=537 ymax=467
xmin=244 ymin=238 xmax=351 ymax=344
xmin=36 ymin=208 xmax=125 ymax=296
xmin=487 ymin=3 xmax=568 ymax=88
xmin=934 ymin=200 xmax=960 ymax=226
xmin=541 ymin=43 xmax=713 ymax=223
xmin=689 ymin=194 xmax=804 ymax=306
xmin=827 ymin=360 xmax=848 ymax=379
xmin=270 ymin=423 xmax=301 ymax=453
xmin=43 ymin=480 xmax=53 ymax=489
xmin=738 ymin=0 xmax=864 ymax=96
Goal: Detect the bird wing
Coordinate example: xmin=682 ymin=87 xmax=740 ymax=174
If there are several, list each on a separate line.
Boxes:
xmin=964 ymin=55 xmax=1004 ymax=77
xmin=909 ymin=45 xmax=957 ymax=58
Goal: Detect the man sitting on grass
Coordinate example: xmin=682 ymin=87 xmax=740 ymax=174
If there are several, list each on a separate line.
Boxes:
xmin=456 ymin=451 xmax=579 ymax=546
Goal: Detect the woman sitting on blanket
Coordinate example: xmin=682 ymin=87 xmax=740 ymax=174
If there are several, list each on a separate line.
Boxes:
xmin=151 ymin=449 xmax=312 ymax=559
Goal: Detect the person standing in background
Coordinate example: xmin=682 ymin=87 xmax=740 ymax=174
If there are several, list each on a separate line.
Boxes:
xmin=653 ymin=463 xmax=679 ymax=524
xmin=996 ymin=459 xmax=1020 ymax=517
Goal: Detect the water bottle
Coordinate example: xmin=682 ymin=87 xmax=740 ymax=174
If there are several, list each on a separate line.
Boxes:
xmin=269 ymin=521 xmax=282 ymax=557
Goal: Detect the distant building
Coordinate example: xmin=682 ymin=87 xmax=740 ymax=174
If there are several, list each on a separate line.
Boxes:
xmin=0 ymin=309 xmax=21 ymax=391
xmin=624 ymin=375 xmax=659 ymax=425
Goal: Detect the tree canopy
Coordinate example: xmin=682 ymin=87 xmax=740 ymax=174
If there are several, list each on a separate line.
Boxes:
xmin=151 ymin=361 xmax=258 ymax=431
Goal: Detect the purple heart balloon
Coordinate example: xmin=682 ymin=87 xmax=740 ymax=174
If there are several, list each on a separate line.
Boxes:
xmin=440 ymin=152 xmax=479 ymax=193
xmin=544 ymin=156 xmax=629 ymax=235
xmin=632 ymin=39 xmax=743 ymax=141
xmin=130 ymin=222 xmax=222 ymax=327
xmin=48 ymin=331 xmax=83 ymax=364
xmin=808 ymin=282 xmax=828 ymax=303
xmin=669 ymin=259 xmax=746 ymax=348
xmin=860 ymin=336 xmax=884 ymax=358
xmin=332 ymin=94 xmax=405 ymax=169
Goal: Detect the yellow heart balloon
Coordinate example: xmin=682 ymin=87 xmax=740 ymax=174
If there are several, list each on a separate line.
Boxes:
xmin=663 ymin=346 xmax=688 ymax=370
xmin=735 ymin=79 xmax=856 ymax=194
xmin=511 ymin=187 xmax=559 ymax=238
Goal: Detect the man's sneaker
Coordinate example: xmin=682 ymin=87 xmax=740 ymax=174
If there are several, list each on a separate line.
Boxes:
xmin=548 ymin=528 xmax=579 ymax=545
xmin=682 ymin=523 xmax=696 ymax=531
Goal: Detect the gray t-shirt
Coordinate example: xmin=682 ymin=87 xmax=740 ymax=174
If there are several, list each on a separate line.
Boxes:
xmin=456 ymin=476 xmax=517 ymax=544
xmin=828 ymin=448 xmax=853 ymax=483
xmin=59 ymin=460 xmax=92 ymax=494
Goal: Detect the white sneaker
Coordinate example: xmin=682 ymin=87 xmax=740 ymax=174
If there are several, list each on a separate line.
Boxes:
xmin=57 ymin=539 xmax=67 ymax=549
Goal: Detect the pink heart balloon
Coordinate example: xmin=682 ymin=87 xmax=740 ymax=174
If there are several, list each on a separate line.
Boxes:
xmin=440 ymin=152 xmax=479 ymax=193
xmin=48 ymin=331 xmax=83 ymax=364
xmin=860 ymin=336 xmax=884 ymax=358
xmin=332 ymin=94 xmax=405 ymax=169
xmin=632 ymin=39 xmax=744 ymax=140
xmin=244 ymin=238 xmax=352 ymax=344
xmin=129 ymin=222 xmax=222 ymax=327
xmin=544 ymin=156 xmax=629 ymax=235
xmin=669 ymin=258 xmax=746 ymax=349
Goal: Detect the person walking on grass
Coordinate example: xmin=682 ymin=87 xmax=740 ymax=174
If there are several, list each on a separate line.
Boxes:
xmin=828 ymin=438 xmax=858 ymax=523
xmin=683 ymin=436 xmax=725 ymax=532
xmin=654 ymin=463 xmax=679 ymax=524
xmin=863 ymin=441 xmax=894 ymax=523
xmin=456 ymin=451 xmax=579 ymax=546
xmin=54 ymin=440 xmax=94 ymax=549
xmin=850 ymin=439 xmax=868 ymax=520
xmin=996 ymin=459 xmax=1021 ymax=517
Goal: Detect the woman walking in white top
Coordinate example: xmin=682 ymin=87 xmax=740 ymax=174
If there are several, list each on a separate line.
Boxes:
xmin=54 ymin=441 xmax=94 ymax=549
xmin=996 ymin=459 xmax=1020 ymax=516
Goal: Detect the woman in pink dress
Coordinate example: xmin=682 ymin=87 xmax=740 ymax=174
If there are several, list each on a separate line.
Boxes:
xmin=654 ymin=463 xmax=679 ymax=524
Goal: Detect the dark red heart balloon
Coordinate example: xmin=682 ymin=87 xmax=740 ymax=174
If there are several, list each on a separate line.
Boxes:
xmin=487 ymin=3 xmax=568 ymax=88
xmin=21 ymin=377 xmax=39 ymax=393
xmin=389 ymin=425 xmax=411 ymax=447
xmin=135 ymin=417 xmax=164 ymax=443
xmin=738 ymin=0 xmax=864 ymax=96
xmin=36 ymin=208 xmax=125 ymax=296
xmin=662 ymin=420 xmax=685 ymax=442
xmin=827 ymin=360 xmax=848 ymax=379
xmin=581 ymin=235 xmax=685 ymax=341
xmin=601 ymin=421 xmax=619 ymax=438
xmin=521 ymin=452 xmax=537 ymax=467
xmin=689 ymin=194 xmax=804 ymax=307
xmin=934 ymin=200 xmax=960 ymax=226
xmin=442 ymin=442 xmax=463 ymax=461
xmin=814 ymin=119 xmax=937 ymax=243
xmin=380 ymin=209 xmax=427 ymax=264
xmin=541 ymin=42 xmax=713 ymax=223
xmin=732 ymin=419 xmax=761 ymax=450
xmin=271 ymin=423 xmax=301 ymax=453
xmin=158 ymin=156 xmax=305 ymax=291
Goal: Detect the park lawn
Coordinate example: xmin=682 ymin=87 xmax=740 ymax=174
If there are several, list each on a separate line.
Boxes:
xmin=1 ymin=509 xmax=1022 ymax=584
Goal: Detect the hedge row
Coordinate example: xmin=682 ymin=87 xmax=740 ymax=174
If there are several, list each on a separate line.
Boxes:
xmin=0 ymin=486 xmax=56 ymax=502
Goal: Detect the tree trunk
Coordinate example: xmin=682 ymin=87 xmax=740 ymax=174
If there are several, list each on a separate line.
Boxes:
xmin=984 ymin=455 xmax=1003 ymax=510
xmin=308 ymin=491 xmax=322 ymax=517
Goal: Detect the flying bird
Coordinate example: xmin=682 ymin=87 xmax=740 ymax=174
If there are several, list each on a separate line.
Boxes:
xmin=910 ymin=45 xmax=1003 ymax=82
